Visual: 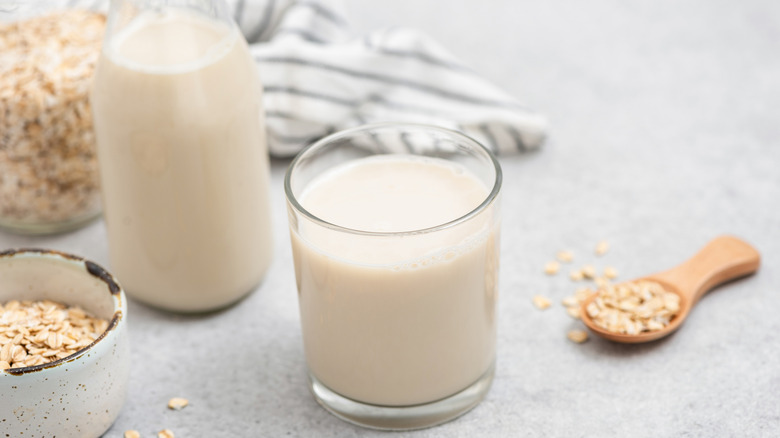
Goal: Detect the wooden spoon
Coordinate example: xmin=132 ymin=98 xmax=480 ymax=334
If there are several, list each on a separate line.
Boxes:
xmin=580 ymin=235 xmax=760 ymax=343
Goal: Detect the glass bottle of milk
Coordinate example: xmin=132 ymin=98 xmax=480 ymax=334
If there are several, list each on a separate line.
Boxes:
xmin=91 ymin=0 xmax=273 ymax=312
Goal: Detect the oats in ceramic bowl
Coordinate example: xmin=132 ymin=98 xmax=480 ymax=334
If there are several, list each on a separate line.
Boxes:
xmin=0 ymin=249 xmax=129 ymax=437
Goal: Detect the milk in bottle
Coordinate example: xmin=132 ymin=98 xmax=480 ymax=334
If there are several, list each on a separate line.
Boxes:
xmin=91 ymin=2 xmax=272 ymax=312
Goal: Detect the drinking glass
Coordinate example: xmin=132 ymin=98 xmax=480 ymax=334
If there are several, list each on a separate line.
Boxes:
xmin=285 ymin=123 xmax=502 ymax=430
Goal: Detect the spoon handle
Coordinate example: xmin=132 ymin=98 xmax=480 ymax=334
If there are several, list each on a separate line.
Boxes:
xmin=653 ymin=235 xmax=760 ymax=304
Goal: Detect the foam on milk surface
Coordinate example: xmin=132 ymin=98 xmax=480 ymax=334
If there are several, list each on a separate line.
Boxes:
xmin=296 ymin=155 xmax=494 ymax=267
xmin=300 ymin=155 xmax=488 ymax=233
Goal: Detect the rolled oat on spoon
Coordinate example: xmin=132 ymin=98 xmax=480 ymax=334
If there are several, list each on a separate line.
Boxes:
xmin=580 ymin=235 xmax=760 ymax=343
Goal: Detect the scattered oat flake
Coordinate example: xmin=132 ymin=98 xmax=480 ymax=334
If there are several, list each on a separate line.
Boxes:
xmin=595 ymin=277 xmax=610 ymax=288
xmin=556 ymin=250 xmax=574 ymax=263
xmin=168 ymin=397 xmax=189 ymax=410
xmin=158 ymin=430 xmax=175 ymax=438
xmin=595 ymin=240 xmax=610 ymax=256
xmin=604 ymin=266 xmax=618 ymax=279
xmin=124 ymin=431 xmax=140 ymax=438
xmin=567 ymin=330 xmax=589 ymax=343
xmin=581 ymin=265 xmax=596 ymax=279
xmin=569 ymin=270 xmax=584 ymax=281
xmin=532 ymin=295 xmax=552 ymax=310
xmin=561 ymin=296 xmax=579 ymax=307
xmin=566 ymin=306 xmax=581 ymax=319
xmin=544 ymin=261 xmax=560 ymax=275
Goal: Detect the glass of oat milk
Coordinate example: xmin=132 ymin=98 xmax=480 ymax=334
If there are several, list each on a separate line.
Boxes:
xmin=91 ymin=0 xmax=272 ymax=312
xmin=285 ymin=123 xmax=502 ymax=430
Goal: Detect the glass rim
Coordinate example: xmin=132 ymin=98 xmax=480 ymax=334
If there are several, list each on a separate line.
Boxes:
xmin=283 ymin=122 xmax=503 ymax=237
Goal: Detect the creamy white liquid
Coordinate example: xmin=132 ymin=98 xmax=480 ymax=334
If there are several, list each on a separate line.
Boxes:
xmin=291 ymin=155 xmax=499 ymax=406
xmin=92 ymin=10 xmax=272 ymax=311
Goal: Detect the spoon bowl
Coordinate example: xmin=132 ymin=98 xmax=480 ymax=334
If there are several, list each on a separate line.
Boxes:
xmin=580 ymin=235 xmax=760 ymax=343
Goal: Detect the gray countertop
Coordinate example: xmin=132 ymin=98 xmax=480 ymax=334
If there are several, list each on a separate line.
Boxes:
xmin=2 ymin=0 xmax=779 ymax=436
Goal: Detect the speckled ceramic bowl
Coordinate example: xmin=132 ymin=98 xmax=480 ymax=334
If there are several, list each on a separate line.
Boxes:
xmin=0 ymin=249 xmax=129 ymax=438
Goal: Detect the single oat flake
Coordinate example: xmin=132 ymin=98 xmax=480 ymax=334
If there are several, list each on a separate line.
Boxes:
xmin=581 ymin=265 xmax=596 ymax=279
xmin=561 ymin=296 xmax=579 ymax=308
xmin=595 ymin=240 xmax=610 ymax=256
xmin=567 ymin=329 xmax=589 ymax=343
xmin=532 ymin=295 xmax=552 ymax=310
xmin=544 ymin=261 xmax=560 ymax=275
xmin=124 ymin=431 xmax=141 ymax=438
xmin=158 ymin=430 xmax=175 ymax=438
xmin=168 ymin=397 xmax=189 ymax=410
xmin=556 ymin=250 xmax=574 ymax=263
xmin=604 ymin=266 xmax=618 ymax=279
xmin=566 ymin=306 xmax=581 ymax=319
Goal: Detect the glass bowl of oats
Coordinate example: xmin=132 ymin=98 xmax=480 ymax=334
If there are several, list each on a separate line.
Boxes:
xmin=0 ymin=10 xmax=106 ymax=234
xmin=0 ymin=248 xmax=129 ymax=437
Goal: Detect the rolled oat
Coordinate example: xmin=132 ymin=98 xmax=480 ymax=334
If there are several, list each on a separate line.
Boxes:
xmin=0 ymin=299 xmax=108 ymax=369
xmin=585 ymin=280 xmax=680 ymax=335
xmin=556 ymin=250 xmax=574 ymax=263
xmin=168 ymin=397 xmax=189 ymax=410
xmin=561 ymin=287 xmax=596 ymax=321
xmin=581 ymin=265 xmax=596 ymax=279
xmin=532 ymin=295 xmax=551 ymax=310
xmin=565 ymin=306 xmax=580 ymax=319
xmin=595 ymin=240 xmax=609 ymax=256
xmin=567 ymin=329 xmax=589 ymax=343
xmin=544 ymin=261 xmax=560 ymax=275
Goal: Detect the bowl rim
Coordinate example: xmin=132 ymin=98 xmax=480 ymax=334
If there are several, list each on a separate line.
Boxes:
xmin=0 ymin=248 xmax=126 ymax=377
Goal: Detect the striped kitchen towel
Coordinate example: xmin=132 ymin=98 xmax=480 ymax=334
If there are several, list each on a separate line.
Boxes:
xmin=7 ymin=0 xmax=548 ymax=156
xmin=238 ymin=0 xmax=548 ymax=156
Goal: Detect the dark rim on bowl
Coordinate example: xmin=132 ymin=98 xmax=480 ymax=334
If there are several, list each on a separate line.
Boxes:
xmin=0 ymin=248 xmax=124 ymax=376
